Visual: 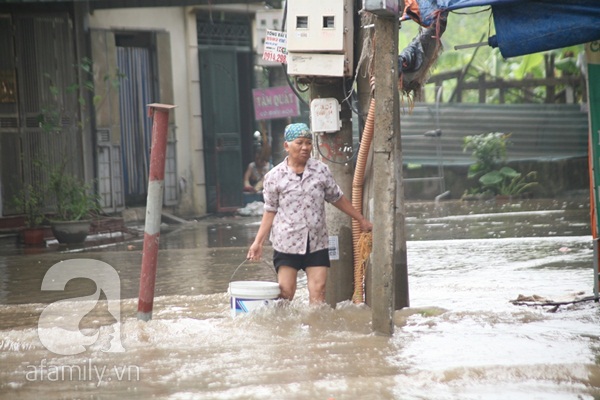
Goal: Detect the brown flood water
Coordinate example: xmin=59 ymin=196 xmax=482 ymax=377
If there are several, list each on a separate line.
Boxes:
xmin=1 ymin=198 xmax=599 ymax=399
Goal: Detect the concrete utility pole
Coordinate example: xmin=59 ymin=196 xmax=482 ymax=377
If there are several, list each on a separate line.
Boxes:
xmin=370 ymin=14 xmax=401 ymax=335
xmin=394 ymin=130 xmax=410 ymax=310
xmin=311 ymin=79 xmax=356 ymax=307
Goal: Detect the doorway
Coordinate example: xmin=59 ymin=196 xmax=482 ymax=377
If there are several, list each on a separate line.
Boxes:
xmin=116 ymin=32 xmax=157 ymax=206
xmin=197 ymin=12 xmax=254 ymax=213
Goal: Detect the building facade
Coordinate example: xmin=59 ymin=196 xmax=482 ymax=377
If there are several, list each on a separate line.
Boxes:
xmin=0 ymin=1 xmax=277 ymax=221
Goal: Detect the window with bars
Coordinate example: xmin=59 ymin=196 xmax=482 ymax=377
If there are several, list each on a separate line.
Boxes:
xmin=197 ymin=12 xmax=251 ymax=47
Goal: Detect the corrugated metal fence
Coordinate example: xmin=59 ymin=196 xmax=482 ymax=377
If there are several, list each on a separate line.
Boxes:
xmin=400 ymin=103 xmax=589 ymax=166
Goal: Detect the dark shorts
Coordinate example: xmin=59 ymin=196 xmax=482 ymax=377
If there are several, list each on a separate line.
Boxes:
xmin=273 ymin=247 xmax=331 ymax=272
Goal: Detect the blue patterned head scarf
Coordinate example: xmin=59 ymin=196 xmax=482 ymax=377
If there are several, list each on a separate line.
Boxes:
xmin=284 ymin=123 xmax=312 ymax=142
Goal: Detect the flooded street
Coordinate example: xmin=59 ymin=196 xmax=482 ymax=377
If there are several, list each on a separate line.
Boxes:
xmin=1 ymin=197 xmax=599 ymax=399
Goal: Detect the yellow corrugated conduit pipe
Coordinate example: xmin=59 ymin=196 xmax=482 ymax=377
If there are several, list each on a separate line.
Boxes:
xmin=352 ymin=77 xmax=375 ymax=304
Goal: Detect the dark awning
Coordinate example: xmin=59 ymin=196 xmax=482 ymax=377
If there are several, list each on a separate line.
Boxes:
xmin=89 ymin=0 xmax=266 ymax=9
xmin=1 ymin=0 xmax=269 ymax=9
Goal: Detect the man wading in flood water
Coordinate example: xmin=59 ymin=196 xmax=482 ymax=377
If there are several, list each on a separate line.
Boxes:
xmin=247 ymin=123 xmax=373 ymax=304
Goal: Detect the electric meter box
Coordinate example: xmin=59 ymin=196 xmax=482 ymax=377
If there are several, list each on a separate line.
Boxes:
xmin=310 ymin=98 xmax=341 ymax=133
xmin=287 ymin=53 xmax=347 ymax=77
xmin=286 ymin=0 xmax=354 ymax=77
xmin=287 ymin=0 xmax=350 ymax=52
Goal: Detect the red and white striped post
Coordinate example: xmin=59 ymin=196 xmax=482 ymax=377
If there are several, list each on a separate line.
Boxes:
xmin=137 ymin=103 xmax=176 ymax=321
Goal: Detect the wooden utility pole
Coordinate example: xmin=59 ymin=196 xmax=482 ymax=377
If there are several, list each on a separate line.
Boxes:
xmin=370 ymin=14 xmax=401 ymax=335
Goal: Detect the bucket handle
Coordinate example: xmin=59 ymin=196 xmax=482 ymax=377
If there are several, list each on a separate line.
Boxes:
xmin=229 ymin=258 xmax=278 ymax=283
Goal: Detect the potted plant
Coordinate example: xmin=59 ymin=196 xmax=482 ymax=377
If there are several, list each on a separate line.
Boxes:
xmin=12 ymin=183 xmax=47 ymax=245
xmin=35 ymin=57 xmax=107 ymax=244
xmin=48 ymin=164 xmax=101 ymax=244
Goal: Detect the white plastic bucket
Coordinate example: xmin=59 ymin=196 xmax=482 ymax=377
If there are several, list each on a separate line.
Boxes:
xmin=229 ymin=281 xmax=280 ymax=318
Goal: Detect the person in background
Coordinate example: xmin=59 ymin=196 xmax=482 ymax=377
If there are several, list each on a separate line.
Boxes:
xmin=246 ymin=123 xmax=373 ymax=305
xmin=243 ymin=150 xmax=270 ymax=194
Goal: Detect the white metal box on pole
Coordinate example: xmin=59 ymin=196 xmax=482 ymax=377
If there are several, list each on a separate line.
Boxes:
xmin=286 ymin=0 xmax=354 ymax=77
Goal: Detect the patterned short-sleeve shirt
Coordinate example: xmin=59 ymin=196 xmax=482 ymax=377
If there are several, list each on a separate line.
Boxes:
xmin=263 ymin=157 xmax=343 ymax=254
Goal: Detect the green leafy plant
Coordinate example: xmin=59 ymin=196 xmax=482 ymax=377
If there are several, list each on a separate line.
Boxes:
xmin=463 ymin=132 xmax=510 ymax=180
xmin=37 ymin=58 xmax=121 ymax=221
xmin=38 ymin=57 xmax=110 ymax=132
xmin=49 ymin=164 xmax=101 ymax=221
xmin=463 ymin=132 xmax=539 ymax=198
xmin=399 ymin=7 xmax=584 ymax=104
xmin=12 ymin=183 xmax=46 ymax=228
xmin=479 ymin=166 xmax=538 ymax=196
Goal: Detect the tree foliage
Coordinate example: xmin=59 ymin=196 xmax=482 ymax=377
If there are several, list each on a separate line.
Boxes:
xmin=398 ymin=7 xmax=584 ymax=103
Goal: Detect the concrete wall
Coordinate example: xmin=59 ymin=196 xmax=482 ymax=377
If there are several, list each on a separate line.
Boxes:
xmin=403 ymin=157 xmax=590 ymax=200
xmin=88 ymin=7 xmax=206 ymax=216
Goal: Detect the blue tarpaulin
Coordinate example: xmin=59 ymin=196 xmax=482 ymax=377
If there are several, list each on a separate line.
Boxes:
xmin=403 ymin=0 xmax=600 ymax=58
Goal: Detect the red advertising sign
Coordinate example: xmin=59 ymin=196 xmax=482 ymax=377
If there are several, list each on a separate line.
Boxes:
xmin=252 ymin=86 xmax=300 ymax=121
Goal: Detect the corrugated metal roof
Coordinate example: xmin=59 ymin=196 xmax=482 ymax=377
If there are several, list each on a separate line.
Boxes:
xmin=400 ymin=103 xmax=589 ymax=166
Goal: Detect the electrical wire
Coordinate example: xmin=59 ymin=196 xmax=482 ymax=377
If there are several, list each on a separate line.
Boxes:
xmin=342 ymin=76 xmax=361 ymax=116
xmin=315 ymin=132 xmax=359 ymax=165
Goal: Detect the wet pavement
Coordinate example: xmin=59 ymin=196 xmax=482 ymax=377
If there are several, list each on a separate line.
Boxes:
xmin=0 ymin=196 xmax=592 ymax=254
xmin=0 ymin=197 xmax=591 ymax=305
